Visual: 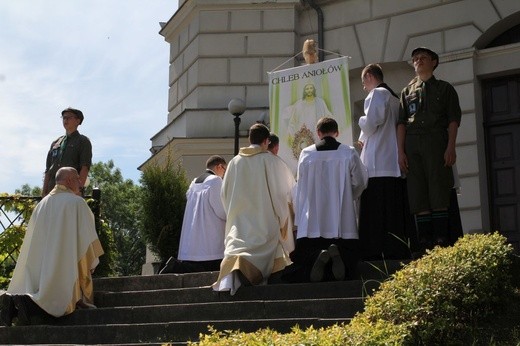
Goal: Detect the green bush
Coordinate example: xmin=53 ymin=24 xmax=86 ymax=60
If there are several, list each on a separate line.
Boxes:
xmin=0 ymin=226 xmax=26 ymax=289
xmin=188 ymin=233 xmax=517 ymax=345
xmin=140 ymin=156 xmax=189 ymax=262
xmin=357 ymin=232 xmax=513 ymax=345
xmin=90 ymin=218 xmax=116 ymax=278
xmin=189 ymin=324 xmax=377 ymax=346
xmin=190 ymin=321 xmax=408 ymax=346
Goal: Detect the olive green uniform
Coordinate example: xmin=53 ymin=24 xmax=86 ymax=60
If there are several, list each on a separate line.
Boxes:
xmin=398 ymin=76 xmax=461 ymax=213
xmin=45 ymin=130 xmax=92 ymax=191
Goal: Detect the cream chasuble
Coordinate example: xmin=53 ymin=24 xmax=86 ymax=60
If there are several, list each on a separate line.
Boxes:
xmin=8 ymin=185 xmax=104 ymax=317
xmin=213 ymin=146 xmax=295 ymax=294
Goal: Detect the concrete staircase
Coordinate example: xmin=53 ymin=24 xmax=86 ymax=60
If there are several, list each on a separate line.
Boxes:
xmin=0 ymin=260 xmax=406 ymax=345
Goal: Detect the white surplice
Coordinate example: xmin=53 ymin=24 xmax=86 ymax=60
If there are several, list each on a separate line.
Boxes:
xmin=295 ymin=144 xmax=368 ymax=239
xmin=178 ymin=174 xmax=226 ymax=261
xmin=212 ymin=146 xmax=295 ymax=294
xmin=7 ymin=185 xmax=104 ymax=317
xmin=358 ymin=86 xmax=401 ymax=178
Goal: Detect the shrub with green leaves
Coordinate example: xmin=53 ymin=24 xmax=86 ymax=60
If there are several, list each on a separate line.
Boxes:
xmin=0 ymin=195 xmax=39 ymax=289
xmin=352 ymin=232 xmax=513 ymax=345
xmin=90 ymin=219 xmax=116 ymax=278
xmin=140 ymin=157 xmax=189 ymax=262
xmin=189 ymin=324 xmax=378 ymax=346
xmin=0 ymin=225 xmax=26 ymax=289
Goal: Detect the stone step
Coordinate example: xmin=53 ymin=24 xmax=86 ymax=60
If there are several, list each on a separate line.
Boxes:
xmin=92 ymin=260 xmax=406 ymax=293
xmin=0 ymin=260 xmax=407 ymax=345
xmin=55 ymin=297 xmax=364 ymax=325
xmin=0 ymin=317 xmax=350 ymax=344
xmin=93 ymin=271 xmax=219 ymax=292
xmin=94 ymin=280 xmax=379 ymax=308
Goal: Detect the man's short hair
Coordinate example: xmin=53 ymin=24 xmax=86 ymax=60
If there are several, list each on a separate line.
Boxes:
xmin=268 ymin=133 xmax=279 ymax=150
xmin=362 ymin=64 xmax=384 ymax=82
xmin=316 ymin=117 xmax=338 ymax=134
xmin=249 ymin=123 xmax=270 ymax=145
xmin=206 ymin=155 xmax=226 ymax=169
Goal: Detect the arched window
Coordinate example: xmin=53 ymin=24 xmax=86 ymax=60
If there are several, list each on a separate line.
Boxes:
xmin=486 ymin=23 xmax=520 ymax=48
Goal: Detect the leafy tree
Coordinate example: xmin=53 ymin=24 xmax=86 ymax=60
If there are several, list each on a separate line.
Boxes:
xmin=87 ymin=160 xmax=145 ymax=276
xmin=0 ymin=195 xmax=38 ymax=289
xmin=140 ymin=156 xmax=188 ymax=262
xmin=15 ymin=184 xmax=42 ymax=197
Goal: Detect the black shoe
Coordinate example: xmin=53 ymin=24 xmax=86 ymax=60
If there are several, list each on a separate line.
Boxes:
xmin=13 ymin=295 xmax=31 ymax=326
xmin=328 ymin=244 xmax=345 ymax=281
xmin=0 ymin=294 xmax=16 ymax=327
xmin=310 ymin=250 xmax=330 ymax=282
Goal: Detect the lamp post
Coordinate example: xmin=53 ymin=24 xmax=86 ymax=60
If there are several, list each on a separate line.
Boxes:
xmin=227 ymin=98 xmax=246 ymax=155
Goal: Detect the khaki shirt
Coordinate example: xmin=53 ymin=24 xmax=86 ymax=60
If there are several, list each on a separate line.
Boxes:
xmin=398 ymin=76 xmax=461 ymax=134
xmin=45 ymin=130 xmax=92 ymax=189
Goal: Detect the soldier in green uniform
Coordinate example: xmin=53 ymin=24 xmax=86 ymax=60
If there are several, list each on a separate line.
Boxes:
xmin=397 ymin=47 xmax=461 ymax=254
xmin=42 ymin=108 xmax=92 ymax=197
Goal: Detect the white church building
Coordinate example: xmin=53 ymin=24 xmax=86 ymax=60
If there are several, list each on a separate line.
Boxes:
xmin=140 ymin=0 xmax=520 ymax=249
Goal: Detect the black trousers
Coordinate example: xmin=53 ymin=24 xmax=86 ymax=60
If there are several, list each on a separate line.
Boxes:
xmin=159 ymin=258 xmax=221 ymax=274
xmin=358 ymin=177 xmax=416 ymax=260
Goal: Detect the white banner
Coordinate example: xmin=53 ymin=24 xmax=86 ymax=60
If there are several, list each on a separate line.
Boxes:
xmin=268 ymin=57 xmax=352 ymax=174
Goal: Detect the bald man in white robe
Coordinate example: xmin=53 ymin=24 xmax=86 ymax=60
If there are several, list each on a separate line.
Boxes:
xmin=1 ymin=167 xmax=103 ymax=326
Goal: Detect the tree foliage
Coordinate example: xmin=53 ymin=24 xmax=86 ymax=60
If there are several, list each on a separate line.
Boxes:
xmin=140 ymin=156 xmax=189 ymax=262
xmin=87 ymin=160 xmax=145 ymax=276
xmin=0 ymin=194 xmax=39 ymax=289
xmin=14 ymin=184 xmax=42 ymax=197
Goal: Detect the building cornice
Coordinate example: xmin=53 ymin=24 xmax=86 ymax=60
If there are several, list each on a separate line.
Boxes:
xmin=476 ymin=42 xmax=520 ymax=59
xmin=159 ymin=0 xmax=300 ymax=41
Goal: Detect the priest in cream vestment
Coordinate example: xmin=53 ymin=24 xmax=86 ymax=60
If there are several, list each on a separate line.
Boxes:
xmin=2 ymin=167 xmax=103 ymax=325
xmin=212 ymin=124 xmax=295 ymax=295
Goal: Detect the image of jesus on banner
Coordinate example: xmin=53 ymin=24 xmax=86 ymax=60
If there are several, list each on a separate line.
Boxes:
xmin=269 ymin=57 xmax=353 ymax=174
xmin=283 ymin=82 xmax=332 ymax=158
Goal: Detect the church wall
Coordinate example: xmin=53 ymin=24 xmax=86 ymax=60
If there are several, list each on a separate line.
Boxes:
xmin=161 ymin=3 xmax=299 ymax=132
xmin=146 ymin=0 xmax=520 ymax=236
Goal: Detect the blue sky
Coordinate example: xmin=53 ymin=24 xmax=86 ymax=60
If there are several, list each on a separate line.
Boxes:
xmin=0 ymin=1 xmax=178 ymax=193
